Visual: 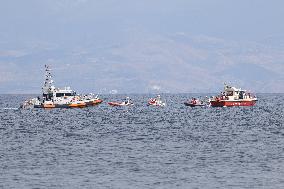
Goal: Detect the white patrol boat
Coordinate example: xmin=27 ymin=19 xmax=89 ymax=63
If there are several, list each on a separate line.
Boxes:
xmin=21 ymin=65 xmax=102 ymax=109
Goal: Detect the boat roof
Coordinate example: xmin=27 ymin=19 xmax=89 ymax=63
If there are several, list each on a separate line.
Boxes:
xmin=54 ymin=87 xmax=75 ymax=93
xmin=225 ymin=85 xmax=246 ymax=92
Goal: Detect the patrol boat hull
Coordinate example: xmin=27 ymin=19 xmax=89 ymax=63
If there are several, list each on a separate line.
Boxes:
xmin=210 ymin=99 xmax=257 ymax=107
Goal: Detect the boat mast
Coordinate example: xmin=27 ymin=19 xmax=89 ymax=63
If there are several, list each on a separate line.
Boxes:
xmin=224 ymin=83 xmax=229 ymax=90
xmin=42 ymin=65 xmax=55 ymax=95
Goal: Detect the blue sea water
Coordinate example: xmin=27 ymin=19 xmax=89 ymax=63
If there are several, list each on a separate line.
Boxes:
xmin=0 ymin=94 xmax=283 ymax=189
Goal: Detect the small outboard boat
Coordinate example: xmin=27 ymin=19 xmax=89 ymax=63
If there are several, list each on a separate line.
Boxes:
xmin=108 ymin=97 xmax=133 ymax=107
xmin=68 ymin=101 xmax=86 ymax=108
xmin=184 ymin=98 xmax=206 ymax=107
xmin=148 ymin=95 xmax=166 ymax=107
xmin=83 ymin=94 xmax=103 ymax=106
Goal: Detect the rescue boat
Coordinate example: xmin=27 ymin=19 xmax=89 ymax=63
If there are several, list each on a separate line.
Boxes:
xmin=42 ymin=101 xmax=56 ymax=109
xmin=209 ymin=84 xmax=257 ymax=107
xmin=108 ymin=97 xmax=133 ymax=106
xmin=83 ymin=94 xmax=103 ymax=106
xmin=184 ymin=98 xmax=206 ymax=107
xmin=68 ymin=101 xmax=86 ymax=108
xmin=148 ymin=95 xmax=166 ymax=106
xmin=21 ymin=65 xmax=102 ymax=109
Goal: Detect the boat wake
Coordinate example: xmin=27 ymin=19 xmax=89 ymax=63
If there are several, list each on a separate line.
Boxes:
xmin=1 ymin=108 xmax=19 ymax=110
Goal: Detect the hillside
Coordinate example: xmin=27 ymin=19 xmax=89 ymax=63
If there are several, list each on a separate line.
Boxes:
xmin=0 ymin=32 xmax=283 ymax=93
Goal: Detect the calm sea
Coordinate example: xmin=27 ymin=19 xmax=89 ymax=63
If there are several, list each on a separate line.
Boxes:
xmin=0 ymin=94 xmax=283 ymax=189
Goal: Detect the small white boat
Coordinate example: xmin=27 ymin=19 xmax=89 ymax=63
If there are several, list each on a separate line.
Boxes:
xmin=108 ymin=97 xmax=133 ymax=107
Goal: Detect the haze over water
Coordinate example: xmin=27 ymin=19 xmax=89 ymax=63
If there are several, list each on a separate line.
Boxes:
xmin=1 ymin=94 xmax=283 ymax=188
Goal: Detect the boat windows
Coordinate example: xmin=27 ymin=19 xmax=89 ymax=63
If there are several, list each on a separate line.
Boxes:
xmin=226 ymin=91 xmax=233 ymax=96
xmin=56 ymin=93 xmax=74 ymax=97
xmin=43 ymin=93 xmax=53 ymax=100
xmin=64 ymin=93 xmax=73 ymax=96
xmin=239 ymin=91 xmax=245 ymax=99
xmin=56 ymin=93 xmax=64 ymax=97
xmin=56 ymin=93 xmax=62 ymax=97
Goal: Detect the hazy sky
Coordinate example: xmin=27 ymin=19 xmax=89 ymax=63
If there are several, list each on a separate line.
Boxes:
xmin=1 ymin=0 xmax=284 ymax=43
xmin=0 ymin=0 xmax=284 ymax=93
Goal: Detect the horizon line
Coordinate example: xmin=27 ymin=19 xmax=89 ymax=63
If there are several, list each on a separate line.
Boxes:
xmin=0 ymin=92 xmax=283 ymax=95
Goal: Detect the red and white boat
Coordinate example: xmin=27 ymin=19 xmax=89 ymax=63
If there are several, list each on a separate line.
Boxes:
xmin=209 ymin=84 xmax=257 ymax=107
xmin=108 ymin=97 xmax=133 ymax=107
xmin=148 ymin=95 xmax=166 ymax=107
xmin=83 ymin=94 xmax=103 ymax=106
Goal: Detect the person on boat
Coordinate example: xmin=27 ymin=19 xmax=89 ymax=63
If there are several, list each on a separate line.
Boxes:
xmin=125 ymin=97 xmax=130 ymax=105
xmin=192 ymin=98 xmax=197 ymax=104
xmin=195 ymin=98 xmax=200 ymax=105
xmin=156 ymin=95 xmax=161 ymax=101
xmin=148 ymin=97 xmax=156 ymax=105
xmin=248 ymin=93 xmax=251 ymax=98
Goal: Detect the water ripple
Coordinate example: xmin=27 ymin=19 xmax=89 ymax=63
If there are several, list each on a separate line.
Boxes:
xmin=0 ymin=94 xmax=283 ymax=188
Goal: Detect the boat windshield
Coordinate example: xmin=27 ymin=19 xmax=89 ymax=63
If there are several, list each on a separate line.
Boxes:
xmin=226 ymin=91 xmax=233 ymax=96
xmin=56 ymin=93 xmax=75 ymax=97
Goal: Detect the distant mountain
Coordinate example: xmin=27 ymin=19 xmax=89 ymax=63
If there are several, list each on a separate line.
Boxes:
xmin=0 ymin=32 xmax=283 ymax=93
